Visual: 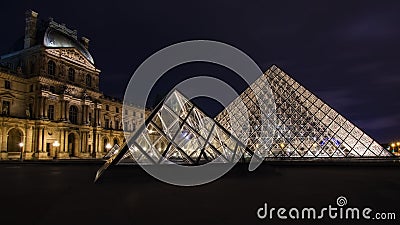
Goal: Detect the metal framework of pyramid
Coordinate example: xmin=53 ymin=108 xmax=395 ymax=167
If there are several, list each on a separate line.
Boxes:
xmin=95 ymin=65 xmax=393 ymax=181
xmin=215 ymin=65 xmax=392 ymax=158
xmin=95 ymin=90 xmax=254 ymax=181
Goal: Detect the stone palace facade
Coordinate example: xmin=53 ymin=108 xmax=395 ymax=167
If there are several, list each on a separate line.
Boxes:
xmin=0 ymin=10 xmax=147 ymax=160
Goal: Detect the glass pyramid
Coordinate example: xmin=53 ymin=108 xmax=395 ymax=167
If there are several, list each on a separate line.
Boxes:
xmin=215 ymin=65 xmax=393 ymax=158
xmin=99 ymin=90 xmax=251 ymax=170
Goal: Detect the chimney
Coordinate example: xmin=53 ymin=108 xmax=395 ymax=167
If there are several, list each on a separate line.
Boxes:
xmin=81 ymin=37 xmax=90 ymax=50
xmin=24 ymin=10 xmax=38 ymax=49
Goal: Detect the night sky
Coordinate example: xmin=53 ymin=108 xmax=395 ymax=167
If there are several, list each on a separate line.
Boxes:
xmin=1 ymin=1 xmax=399 ymax=143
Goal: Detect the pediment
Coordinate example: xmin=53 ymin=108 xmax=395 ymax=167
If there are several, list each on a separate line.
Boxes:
xmin=0 ymin=91 xmax=16 ymax=99
xmin=45 ymin=48 xmax=97 ymax=70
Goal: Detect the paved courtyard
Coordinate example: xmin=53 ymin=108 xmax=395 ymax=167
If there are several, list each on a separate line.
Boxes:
xmin=0 ymin=162 xmax=399 ymax=225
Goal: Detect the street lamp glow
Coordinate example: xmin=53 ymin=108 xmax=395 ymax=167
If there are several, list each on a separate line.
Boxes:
xmin=19 ymin=142 xmax=24 ymax=147
xmin=105 ymin=143 xmax=112 ymax=150
xmin=53 ymin=141 xmax=60 ymax=147
xmin=391 ymin=143 xmax=396 ymax=148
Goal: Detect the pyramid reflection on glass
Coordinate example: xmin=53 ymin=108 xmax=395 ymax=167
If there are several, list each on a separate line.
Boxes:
xmin=96 ymin=65 xmax=393 ymax=180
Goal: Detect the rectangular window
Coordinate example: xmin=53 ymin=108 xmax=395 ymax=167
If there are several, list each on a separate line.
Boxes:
xmin=48 ymin=105 xmax=55 ymax=120
xmin=104 ymin=119 xmax=109 ymax=129
xmin=29 ymin=85 xmax=33 ymax=92
xmin=125 ymin=109 xmax=128 ymax=115
xmin=88 ymin=113 xmax=92 ymax=122
xmin=140 ymin=113 xmax=143 ymax=118
xmin=106 ymin=105 xmax=109 ymax=111
xmin=116 ymin=107 xmax=119 ymax=113
xmin=133 ymin=111 xmax=136 ymax=116
xmin=5 ymin=80 xmax=11 ymax=89
xmin=2 ymin=101 xmax=10 ymax=115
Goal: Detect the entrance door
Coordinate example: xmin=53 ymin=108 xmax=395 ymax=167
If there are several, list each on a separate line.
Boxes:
xmin=68 ymin=133 xmax=75 ymax=156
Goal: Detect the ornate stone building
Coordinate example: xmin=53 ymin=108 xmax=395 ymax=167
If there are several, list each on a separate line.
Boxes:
xmin=0 ymin=10 xmax=146 ymax=160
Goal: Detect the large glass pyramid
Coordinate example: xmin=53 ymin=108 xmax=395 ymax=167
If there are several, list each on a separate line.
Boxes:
xmin=215 ymin=65 xmax=392 ymax=158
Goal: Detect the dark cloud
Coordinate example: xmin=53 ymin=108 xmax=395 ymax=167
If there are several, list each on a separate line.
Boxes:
xmin=1 ymin=0 xmax=399 ymax=143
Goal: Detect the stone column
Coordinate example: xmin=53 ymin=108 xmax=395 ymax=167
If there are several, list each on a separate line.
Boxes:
xmin=37 ymin=97 xmax=43 ymax=118
xmin=82 ymin=105 xmax=85 ymax=124
xmin=65 ymin=101 xmax=70 ymax=121
xmin=35 ymin=126 xmax=48 ymax=159
xmin=81 ymin=132 xmax=85 ymax=153
xmin=25 ymin=125 xmax=33 ymax=159
xmin=97 ymin=133 xmax=100 ymax=153
xmin=59 ymin=100 xmax=64 ymax=120
xmin=43 ymin=97 xmax=48 ymax=118
xmin=43 ymin=128 xmax=48 ymax=153
xmin=64 ymin=131 xmax=68 ymax=154
xmin=60 ymin=128 xmax=64 ymax=152
xmin=37 ymin=127 xmax=43 ymax=152
xmin=94 ymin=108 xmax=99 ymax=126
xmin=0 ymin=126 xmax=6 ymax=151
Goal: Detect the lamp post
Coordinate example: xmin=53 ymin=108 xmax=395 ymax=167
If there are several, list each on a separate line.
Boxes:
xmin=19 ymin=142 xmax=24 ymax=162
xmin=105 ymin=143 xmax=112 ymax=152
xmin=53 ymin=141 xmax=60 ymax=160
xmin=391 ymin=143 xmax=396 ymax=153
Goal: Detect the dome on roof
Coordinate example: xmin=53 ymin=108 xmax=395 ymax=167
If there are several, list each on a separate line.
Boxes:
xmin=43 ymin=27 xmax=94 ymax=64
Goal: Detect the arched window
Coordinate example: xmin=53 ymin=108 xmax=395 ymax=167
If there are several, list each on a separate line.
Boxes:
xmin=86 ymin=74 xmax=92 ymax=87
xmin=113 ymin=138 xmax=119 ymax=145
xmin=69 ymin=105 xmax=78 ymax=124
xmin=7 ymin=128 xmax=22 ymax=152
xmin=68 ymin=68 xmax=75 ymax=82
xmin=48 ymin=60 xmax=56 ymax=76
